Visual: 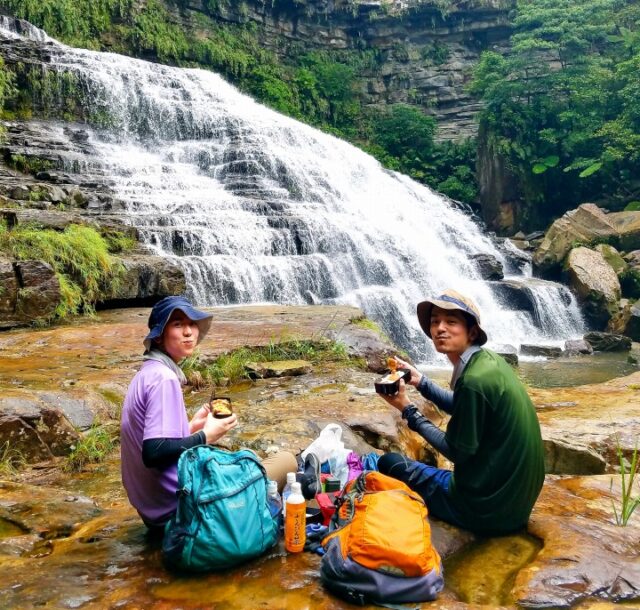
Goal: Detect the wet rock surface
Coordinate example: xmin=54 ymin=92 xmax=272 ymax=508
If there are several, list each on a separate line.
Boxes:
xmin=470 ymin=253 xmax=504 ymax=280
xmin=245 ymin=359 xmax=312 ymax=379
xmin=566 ymin=247 xmax=621 ymax=328
xmin=564 ymin=338 xmax=594 ymax=355
xmin=515 ymin=476 xmax=640 ymax=608
xmin=0 ymin=393 xmax=80 ymax=461
xmin=584 ymin=331 xmax=632 ymax=352
xmin=533 ymin=204 xmax=619 ymax=275
xmin=0 ymin=258 xmax=61 ymax=328
xmin=0 ymin=305 xmax=639 ymax=609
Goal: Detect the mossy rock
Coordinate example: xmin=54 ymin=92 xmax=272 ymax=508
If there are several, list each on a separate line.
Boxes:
xmin=595 ymin=243 xmax=627 ymax=276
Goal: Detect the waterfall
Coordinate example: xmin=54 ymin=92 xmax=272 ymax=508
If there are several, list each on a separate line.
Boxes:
xmin=0 ymin=17 xmax=586 ymax=362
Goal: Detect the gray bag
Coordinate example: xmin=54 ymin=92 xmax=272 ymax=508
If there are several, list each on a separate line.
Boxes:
xmin=321 ymin=539 xmax=444 ymax=607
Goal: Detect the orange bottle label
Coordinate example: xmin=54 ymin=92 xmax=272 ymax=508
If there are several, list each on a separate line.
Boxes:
xmin=284 ymin=501 xmax=306 ymax=553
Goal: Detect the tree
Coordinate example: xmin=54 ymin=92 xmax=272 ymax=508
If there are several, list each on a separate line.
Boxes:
xmin=471 ymin=0 xmax=640 ymax=222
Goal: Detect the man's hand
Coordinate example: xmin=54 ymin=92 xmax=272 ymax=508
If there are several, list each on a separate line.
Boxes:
xmin=389 ymin=356 xmax=422 ymax=387
xmin=202 ymin=413 xmax=238 ymax=444
xmin=378 ymin=379 xmax=412 ymax=413
xmin=189 ymin=404 xmax=210 ymax=434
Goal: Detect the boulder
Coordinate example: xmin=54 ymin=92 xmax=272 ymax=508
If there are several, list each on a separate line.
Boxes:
xmin=492 ymin=343 xmax=518 ymax=366
xmin=0 ymin=395 xmax=79 ymax=462
xmin=245 ymin=360 xmax=312 ymax=379
xmin=520 ymin=344 xmax=563 ymax=358
xmin=607 ymin=209 xmax=640 ymax=250
xmin=498 ymin=238 xmax=532 ymax=271
xmin=607 ymin=301 xmax=640 ymax=342
xmin=583 ymin=331 xmax=632 ymax=352
xmin=36 ymin=392 xmax=98 ymax=430
xmin=533 ymin=204 xmax=619 ymax=274
xmin=10 ymin=185 xmax=30 ymax=200
xmin=344 ymin=411 xmax=405 ymax=454
xmin=469 ymin=253 xmax=504 ymax=280
xmin=543 ymin=438 xmax=606 ymax=474
xmin=565 ymin=247 xmax=621 ymax=328
xmin=14 ymin=260 xmax=61 ymax=320
xmin=563 ymin=339 xmax=593 ymax=355
xmin=595 ymin=243 xmax=627 ymax=276
xmin=325 ymin=319 xmax=398 ymax=373
xmin=0 ymin=256 xmax=18 ymax=321
xmin=624 ymin=249 xmax=640 ymax=266
xmin=489 ymin=279 xmax=537 ymax=316
xmin=106 ymin=255 xmax=186 ymax=303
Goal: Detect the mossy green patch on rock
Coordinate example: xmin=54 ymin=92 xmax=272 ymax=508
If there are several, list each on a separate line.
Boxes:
xmin=0 ymin=222 xmax=132 ymax=322
xmin=595 ymin=243 xmax=627 ymax=276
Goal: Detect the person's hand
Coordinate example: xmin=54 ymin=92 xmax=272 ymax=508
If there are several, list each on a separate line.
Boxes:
xmin=378 ymin=380 xmax=412 ymax=413
xmin=390 ymin=356 xmax=422 ymax=387
xmin=189 ymin=404 xmax=210 ymax=434
xmin=202 ymin=413 xmax=238 ymax=444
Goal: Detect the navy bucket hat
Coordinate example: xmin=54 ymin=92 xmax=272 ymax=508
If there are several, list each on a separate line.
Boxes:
xmin=143 ymin=296 xmax=213 ymax=351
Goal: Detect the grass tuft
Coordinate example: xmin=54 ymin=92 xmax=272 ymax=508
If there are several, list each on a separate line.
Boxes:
xmin=181 ymin=338 xmax=354 ymax=387
xmin=0 ymin=222 xmax=131 ymax=321
xmin=611 ymin=438 xmax=640 ymax=526
xmin=64 ymin=425 xmax=117 ymax=472
xmin=0 ymin=441 xmax=27 ymax=478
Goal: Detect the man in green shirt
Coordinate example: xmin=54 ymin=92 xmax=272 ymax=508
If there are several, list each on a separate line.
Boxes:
xmin=377 ymin=289 xmax=545 ymax=534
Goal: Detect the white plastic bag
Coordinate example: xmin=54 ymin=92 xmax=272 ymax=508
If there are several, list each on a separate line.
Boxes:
xmin=301 ymin=423 xmax=344 ymax=464
xmin=302 ymin=423 xmax=352 ymax=487
xmin=328 ymin=450 xmax=351 ymax=487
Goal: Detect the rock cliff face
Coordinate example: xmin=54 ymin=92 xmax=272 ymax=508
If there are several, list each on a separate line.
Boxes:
xmin=182 ymin=0 xmax=514 ymax=141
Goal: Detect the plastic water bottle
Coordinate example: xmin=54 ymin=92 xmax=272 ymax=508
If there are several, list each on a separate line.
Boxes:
xmin=267 ymin=479 xmax=283 ymax=529
xmin=284 ymin=481 xmax=306 ymax=553
xmin=281 ymin=471 xmax=297 ymax=518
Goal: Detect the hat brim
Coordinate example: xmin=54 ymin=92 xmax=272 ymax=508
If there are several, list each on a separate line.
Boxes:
xmin=417 ymin=299 xmax=487 ymax=346
xmin=143 ymin=305 xmax=213 ymax=351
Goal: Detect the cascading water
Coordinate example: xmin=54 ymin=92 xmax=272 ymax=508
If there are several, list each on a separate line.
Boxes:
xmin=0 ymin=17 xmax=585 ymax=362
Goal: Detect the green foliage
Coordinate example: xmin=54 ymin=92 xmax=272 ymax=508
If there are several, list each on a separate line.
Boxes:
xmin=1 ymin=0 xmax=135 ymax=48
xmin=421 ymin=41 xmax=450 ymax=65
xmin=611 ymin=439 xmax=640 ymax=526
xmin=187 ymin=338 xmax=353 ymax=386
xmin=8 ymin=153 xmax=55 ymax=175
xmin=620 ymin=268 xmax=640 ymax=300
xmin=130 ymin=0 xmax=189 ymax=62
xmin=372 ymin=104 xmax=436 ymax=159
xmin=65 ymin=425 xmax=117 ymax=472
xmin=471 ymin=0 xmax=640 ymax=221
xmin=4 ymin=65 xmax=85 ymax=122
xmin=351 ymin=315 xmax=392 ymax=342
xmin=0 ymin=223 xmax=128 ymax=319
xmin=0 ymin=57 xmax=16 ymax=129
xmin=365 ymin=118 xmax=478 ymax=202
xmin=625 ymin=201 xmax=640 ymax=212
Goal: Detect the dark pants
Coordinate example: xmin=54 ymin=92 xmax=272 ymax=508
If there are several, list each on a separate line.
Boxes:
xmin=377 ymin=453 xmax=466 ymax=528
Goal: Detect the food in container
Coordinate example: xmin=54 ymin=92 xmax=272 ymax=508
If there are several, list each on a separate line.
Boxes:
xmin=374 ymin=367 xmax=411 ymax=395
xmin=210 ymin=397 xmax=233 ymax=418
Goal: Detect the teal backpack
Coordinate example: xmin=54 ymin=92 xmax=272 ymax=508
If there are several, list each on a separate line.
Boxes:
xmin=162 ymin=446 xmax=279 ymax=572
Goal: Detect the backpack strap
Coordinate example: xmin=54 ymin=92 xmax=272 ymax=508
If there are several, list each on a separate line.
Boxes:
xmin=173 ymin=446 xmax=208 ymax=526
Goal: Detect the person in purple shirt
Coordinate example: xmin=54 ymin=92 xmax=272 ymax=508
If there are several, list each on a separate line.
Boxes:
xmin=120 ymin=296 xmax=297 ymax=531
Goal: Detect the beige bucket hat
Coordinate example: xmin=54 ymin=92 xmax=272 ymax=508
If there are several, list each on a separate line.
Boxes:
xmin=417 ymin=289 xmax=488 ymax=346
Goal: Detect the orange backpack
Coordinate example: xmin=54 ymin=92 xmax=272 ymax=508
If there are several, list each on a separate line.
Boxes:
xmin=320 ymin=471 xmax=443 ymax=606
